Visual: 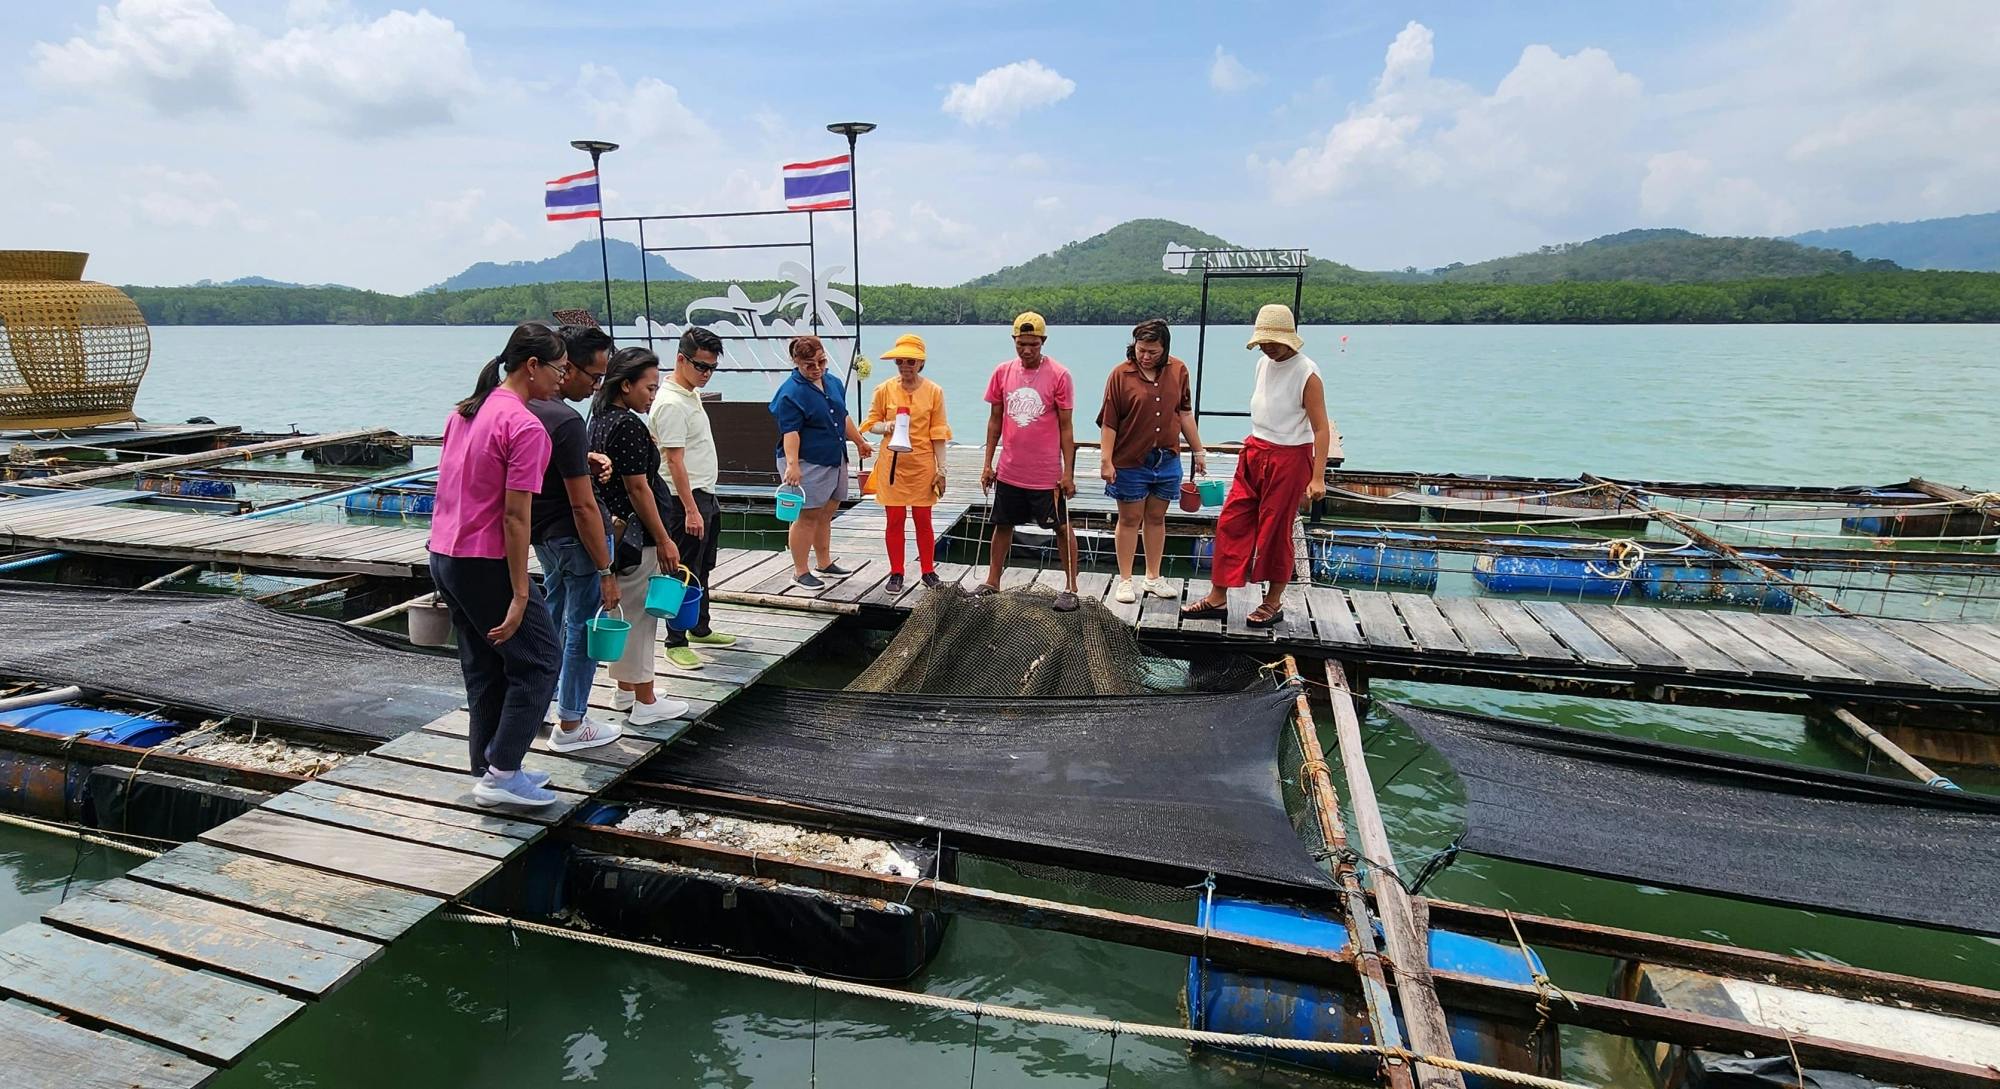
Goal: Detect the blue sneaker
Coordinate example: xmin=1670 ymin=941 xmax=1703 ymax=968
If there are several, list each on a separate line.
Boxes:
xmin=473 ymin=769 xmax=561 ymax=808
xmin=473 ymin=767 xmax=550 ymax=787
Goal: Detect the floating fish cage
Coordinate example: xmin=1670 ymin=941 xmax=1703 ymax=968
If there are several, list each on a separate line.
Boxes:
xmin=308 ymin=437 xmax=414 ymax=468
xmin=1188 ymin=896 xmax=1559 ymax=1086
xmin=1306 ymin=530 xmax=1440 ymax=590
xmin=343 ymin=488 xmax=435 ymax=516
xmin=135 ymin=474 xmax=236 ymax=499
xmin=1474 ymin=542 xmax=1794 ymax=612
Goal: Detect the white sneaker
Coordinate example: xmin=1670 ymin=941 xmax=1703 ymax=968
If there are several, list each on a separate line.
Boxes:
xmin=549 ymin=717 xmax=623 ymax=753
xmin=1113 ymin=579 xmax=1137 ymax=604
xmin=611 ymin=689 xmax=634 ymax=712
xmin=629 ymin=697 xmax=690 ymax=726
xmin=1144 ymin=577 xmax=1176 ymax=598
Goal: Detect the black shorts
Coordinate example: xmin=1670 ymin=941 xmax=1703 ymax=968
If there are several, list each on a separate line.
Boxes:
xmin=991 ymin=480 xmax=1068 ymax=528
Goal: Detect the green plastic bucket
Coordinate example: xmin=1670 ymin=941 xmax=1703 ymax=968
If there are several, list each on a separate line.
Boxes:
xmin=1198 ymin=478 xmax=1228 ymax=506
xmin=645 ymin=566 xmax=692 ymax=618
xmin=775 ymin=484 xmax=805 ymax=522
xmin=584 ymin=607 xmax=630 ymax=662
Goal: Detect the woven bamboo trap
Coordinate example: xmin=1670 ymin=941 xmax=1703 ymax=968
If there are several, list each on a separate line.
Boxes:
xmin=0 ymin=251 xmax=151 ymax=429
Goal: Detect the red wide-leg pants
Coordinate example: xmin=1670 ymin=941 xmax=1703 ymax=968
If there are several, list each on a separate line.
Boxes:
xmin=1210 ymin=436 xmax=1314 ymax=588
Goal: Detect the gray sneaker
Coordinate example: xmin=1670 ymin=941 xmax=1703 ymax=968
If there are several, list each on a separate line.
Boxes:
xmin=473 ymin=769 xmax=561 ymax=808
xmin=921 ymin=571 xmax=943 ymax=589
xmin=1053 ymin=591 xmax=1080 ymax=613
xmin=794 ymin=571 xmax=826 ymax=589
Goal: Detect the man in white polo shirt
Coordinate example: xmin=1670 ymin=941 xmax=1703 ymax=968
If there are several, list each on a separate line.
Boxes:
xmin=648 ymin=327 xmax=732 ymax=669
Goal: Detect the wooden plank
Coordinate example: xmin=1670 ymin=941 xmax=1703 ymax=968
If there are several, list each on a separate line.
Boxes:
xmin=1390 ymin=593 xmax=1467 ymax=654
xmin=1347 ymin=590 xmax=1415 ymax=650
xmin=1304 ymin=586 xmax=1363 ymax=646
xmin=1074 ymin=570 xmax=1113 ymax=603
xmin=420 ymin=712 xmax=658 ymax=768
xmin=998 ymin=564 xmax=1042 ymax=591
xmin=127 ymin=842 xmax=440 ymax=942
xmin=47 ymin=878 xmax=379 ymax=998
xmin=372 ymin=730 xmax=621 ymax=794
xmin=648 ymin=651 xmax=769 ymax=686
xmin=1180 ymin=579 xmax=1225 ymax=635
xmin=1615 ymin=607 xmax=1744 ymax=674
xmin=819 ymin=560 xmax=887 ymax=604
xmin=709 ymin=549 xmax=791 ymax=591
xmin=201 ymin=809 xmax=502 ymax=898
xmin=1474 ymin=599 xmax=1575 ymax=662
xmin=747 ymin=555 xmax=810 ymax=596
xmin=1432 ymin=596 xmax=1517 ymax=658
xmin=1136 ymin=577 xmax=1184 ymax=633
xmin=1926 ymin=620 xmax=2000 ymax=672
xmin=1668 ymin=609 xmax=1796 ymax=677
xmin=263 ymin=788 xmax=525 ymax=859
xmin=1521 ymin=601 xmax=1631 ymax=667
xmin=1276 ymin=583 xmax=1316 ymax=643
xmin=292 ymin=776 xmax=543 ymax=839
xmin=0 ymin=923 xmax=304 ymax=1065
xmin=0 ymin=999 xmax=216 ymax=1089
xmin=1817 ymin=619 xmax=1988 ymax=692
xmin=1781 ymin=619 xmax=1925 ymax=687
xmin=706 ymin=601 xmax=834 ymax=631
xmin=1872 ymin=619 xmax=2000 ymax=688
xmin=1723 ymin=613 xmax=1867 ymax=682
xmin=1224 ymin=584 xmax=1263 ymax=638
xmin=1568 ymin=604 xmax=1682 ymax=669
xmin=316 ymin=756 xmax=585 ymax=827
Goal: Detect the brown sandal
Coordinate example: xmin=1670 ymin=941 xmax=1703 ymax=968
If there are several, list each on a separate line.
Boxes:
xmin=1179 ymin=600 xmax=1227 ymax=620
xmin=1246 ymin=603 xmax=1285 ymax=629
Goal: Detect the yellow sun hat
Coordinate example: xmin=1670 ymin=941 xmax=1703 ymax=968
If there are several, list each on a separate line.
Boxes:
xmin=879 ymin=333 xmax=927 ymax=362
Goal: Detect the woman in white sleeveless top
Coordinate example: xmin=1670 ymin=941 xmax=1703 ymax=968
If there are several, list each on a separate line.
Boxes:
xmin=1180 ymin=304 xmax=1333 ymax=629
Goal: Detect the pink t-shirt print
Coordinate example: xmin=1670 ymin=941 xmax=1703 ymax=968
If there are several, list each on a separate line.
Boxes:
xmin=428 ymin=388 xmax=553 ymax=560
xmin=983 ymin=357 xmax=1073 ymax=490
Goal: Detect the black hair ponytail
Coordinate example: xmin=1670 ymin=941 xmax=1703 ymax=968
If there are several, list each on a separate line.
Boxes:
xmin=456 ymin=321 xmax=565 ymax=419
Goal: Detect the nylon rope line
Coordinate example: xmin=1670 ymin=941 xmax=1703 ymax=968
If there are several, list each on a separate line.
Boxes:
xmin=438 ymin=910 xmax=1597 ymax=1089
xmin=0 ymin=810 xmax=168 ymax=857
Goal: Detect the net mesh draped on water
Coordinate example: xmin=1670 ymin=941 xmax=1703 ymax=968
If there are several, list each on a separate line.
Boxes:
xmin=662 ymin=684 xmax=1337 ymax=892
xmin=0 ymin=582 xmax=465 ymax=739
xmin=1394 ymin=702 xmax=2000 ymax=936
xmin=846 ymin=587 xmax=1147 ymax=697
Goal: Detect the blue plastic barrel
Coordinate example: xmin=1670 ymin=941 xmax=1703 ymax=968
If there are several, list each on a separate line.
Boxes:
xmin=1309 ymin=531 xmax=1440 ymax=590
xmin=1473 ymin=540 xmax=1653 ymax=600
xmin=0 ymin=703 xmax=182 ymax=747
xmin=1187 ymin=896 xmax=1558 ymax=1086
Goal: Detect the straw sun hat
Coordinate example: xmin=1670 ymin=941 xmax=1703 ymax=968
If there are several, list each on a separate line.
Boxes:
xmin=1246 ymin=303 xmax=1304 ymax=352
xmin=879 ymin=333 xmax=927 ymax=361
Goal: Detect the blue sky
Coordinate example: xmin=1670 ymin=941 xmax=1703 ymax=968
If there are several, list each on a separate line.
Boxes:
xmin=5 ymin=1 xmax=1996 ymax=292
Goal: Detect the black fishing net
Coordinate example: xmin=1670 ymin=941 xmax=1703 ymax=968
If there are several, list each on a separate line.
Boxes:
xmin=0 ymin=582 xmax=465 ymax=740
xmin=847 ymin=586 xmax=1147 ymax=696
xmin=660 ymin=685 xmax=1337 ymax=893
xmin=1394 ymin=702 xmax=2000 ymax=935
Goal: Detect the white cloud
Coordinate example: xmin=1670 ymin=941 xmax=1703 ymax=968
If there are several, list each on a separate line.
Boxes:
xmin=132 ymin=164 xmax=240 ymax=228
xmin=578 ymin=65 xmax=712 ymax=144
xmin=1209 ymin=47 xmax=1261 ymax=93
xmin=1640 ymin=151 xmax=1796 ymax=235
xmin=942 ymin=60 xmax=1074 ymax=126
xmin=481 ymin=218 xmax=523 ymax=245
xmin=1033 ymin=195 xmax=1063 ymax=212
xmin=30 ymin=0 xmax=477 ymax=133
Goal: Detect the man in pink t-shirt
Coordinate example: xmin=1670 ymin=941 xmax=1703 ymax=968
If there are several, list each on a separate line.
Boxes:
xmin=977 ymin=311 xmax=1080 ymax=610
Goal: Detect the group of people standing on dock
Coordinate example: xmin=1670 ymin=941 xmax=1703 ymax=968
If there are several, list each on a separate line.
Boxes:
xmin=424 ymin=303 xmax=1336 ymax=808
xmin=765 ymin=305 xmax=1336 ymax=619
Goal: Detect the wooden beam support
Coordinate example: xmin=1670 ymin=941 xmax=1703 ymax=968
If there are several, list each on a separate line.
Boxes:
xmin=28 ymin=427 xmax=394 ymax=487
xmin=1825 ymin=705 xmax=1960 ymax=789
xmin=252 ymin=573 xmax=370 ymax=609
xmin=1322 ymin=659 xmax=1466 ymax=1089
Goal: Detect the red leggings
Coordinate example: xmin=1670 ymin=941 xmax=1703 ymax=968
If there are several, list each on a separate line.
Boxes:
xmin=1211 ymin=437 xmax=1314 ymax=588
xmin=884 ymin=505 xmax=935 ymax=575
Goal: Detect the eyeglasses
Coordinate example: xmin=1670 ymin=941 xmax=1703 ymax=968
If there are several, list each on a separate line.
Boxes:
xmin=575 ymin=368 xmax=606 ymax=387
xmin=690 ymin=360 xmax=718 ymax=375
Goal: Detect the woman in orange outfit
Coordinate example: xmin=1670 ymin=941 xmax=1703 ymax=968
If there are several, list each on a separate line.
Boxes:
xmin=859 ymin=333 xmax=952 ymax=595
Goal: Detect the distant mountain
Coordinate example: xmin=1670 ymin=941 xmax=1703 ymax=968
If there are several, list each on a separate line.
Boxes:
xmin=962 ymin=219 xmax=1374 ymax=287
xmin=1406 ymin=228 xmax=1897 ymax=284
xmin=1790 ymin=212 xmax=2000 ymax=273
xmin=190 ymin=275 xmax=357 ymax=289
xmin=426 ymin=238 xmax=693 ymax=293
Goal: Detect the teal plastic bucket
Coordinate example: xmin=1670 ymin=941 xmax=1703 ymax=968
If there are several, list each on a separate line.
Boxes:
xmin=1198 ymin=478 xmax=1228 ymax=506
xmin=670 ymin=584 xmax=705 ymax=632
xmin=645 ymin=566 xmax=691 ymax=618
xmin=775 ymin=484 xmax=805 ymax=522
xmin=584 ymin=608 xmax=630 ymax=662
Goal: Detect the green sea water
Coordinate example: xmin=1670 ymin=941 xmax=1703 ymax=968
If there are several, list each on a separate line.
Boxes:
xmin=5 ymin=323 xmax=1999 ymax=1086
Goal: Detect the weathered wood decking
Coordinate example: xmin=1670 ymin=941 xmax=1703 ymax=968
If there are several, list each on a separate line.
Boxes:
xmin=0 ymin=602 xmax=833 ymax=1085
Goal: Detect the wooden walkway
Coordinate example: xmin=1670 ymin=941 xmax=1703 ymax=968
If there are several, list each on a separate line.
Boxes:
xmin=714 ymin=503 xmax=2000 ymax=708
xmin=0 ymin=504 xmax=431 ymax=577
xmin=0 ymin=602 xmax=834 ymax=1087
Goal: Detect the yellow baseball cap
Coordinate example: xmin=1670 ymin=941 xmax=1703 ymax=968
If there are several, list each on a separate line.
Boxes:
xmin=1011 ymin=312 xmax=1047 ymax=339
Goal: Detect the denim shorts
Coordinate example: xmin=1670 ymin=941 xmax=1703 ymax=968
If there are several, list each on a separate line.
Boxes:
xmin=1105 ymin=447 xmax=1182 ymax=503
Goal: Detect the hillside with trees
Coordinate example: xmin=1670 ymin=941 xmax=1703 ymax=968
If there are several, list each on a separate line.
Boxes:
xmin=425 ymin=238 xmax=692 ymax=292
xmin=1406 ymin=229 xmax=1897 ymax=284
xmin=1791 ymin=211 xmax=2000 ymax=272
xmin=963 ymin=219 xmax=1373 ymax=287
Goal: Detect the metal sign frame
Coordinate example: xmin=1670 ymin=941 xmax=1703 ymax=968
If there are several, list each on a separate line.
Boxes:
xmin=1187 ymin=253 xmax=1308 ymax=422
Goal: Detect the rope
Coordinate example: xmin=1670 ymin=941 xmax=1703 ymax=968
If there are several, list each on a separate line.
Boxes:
xmin=0 ymin=810 xmax=167 ymax=857
xmin=438 ymin=909 xmax=1594 ymax=1089
xmin=1583 ymin=538 xmax=1647 ymax=580
xmin=1503 ymin=910 xmax=1577 ymax=1068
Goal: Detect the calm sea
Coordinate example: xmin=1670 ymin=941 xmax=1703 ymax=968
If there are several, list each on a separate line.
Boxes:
xmin=7 ymin=323 xmax=1999 ymax=1088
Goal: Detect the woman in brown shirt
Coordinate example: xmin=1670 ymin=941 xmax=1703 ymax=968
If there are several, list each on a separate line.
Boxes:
xmin=1096 ymin=319 xmax=1207 ymax=604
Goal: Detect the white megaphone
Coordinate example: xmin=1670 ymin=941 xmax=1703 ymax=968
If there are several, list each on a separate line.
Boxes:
xmin=887 ymin=406 xmax=914 ymax=453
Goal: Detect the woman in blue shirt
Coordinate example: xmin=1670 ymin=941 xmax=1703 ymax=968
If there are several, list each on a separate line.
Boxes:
xmin=771 ymin=335 xmax=873 ymax=588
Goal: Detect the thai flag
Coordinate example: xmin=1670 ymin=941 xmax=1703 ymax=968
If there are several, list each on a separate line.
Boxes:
xmin=545 ymin=169 xmax=601 ymax=221
xmin=782 ymin=154 xmax=852 ymax=211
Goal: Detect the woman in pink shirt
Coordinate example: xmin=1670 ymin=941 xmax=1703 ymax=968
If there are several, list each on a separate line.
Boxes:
xmin=428 ymin=321 xmax=569 ymax=809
